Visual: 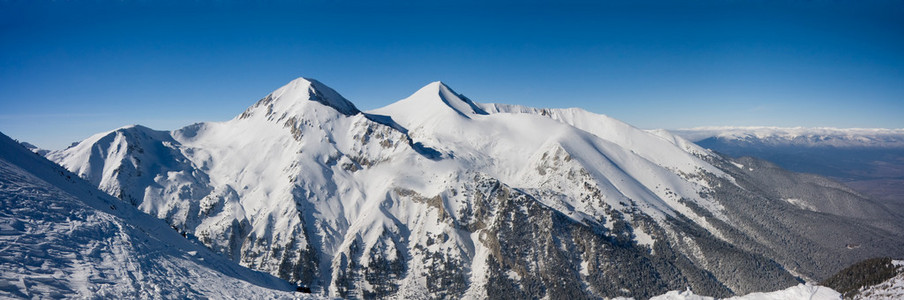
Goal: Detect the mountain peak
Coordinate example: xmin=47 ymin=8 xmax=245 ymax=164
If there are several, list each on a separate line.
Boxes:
xmin=239 ymin=77 xmax=360 ymax=120
xmin=410 ymin=81 xmax=488 ymax=117
xmin=421 ymin=80 xmax=451 ymax=91
xmin=369 ymin=81 xmax=487 ymax=128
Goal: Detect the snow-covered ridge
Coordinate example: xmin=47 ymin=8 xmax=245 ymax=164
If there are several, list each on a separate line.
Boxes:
xmin=40 ymin=76 xmax=904 ymax=299
xmin=479 ymin=103 xmax=723 ymax=176
xmin=19 ymin=141 xmax=49 ymax=155
xmin=0 ymin=131 xmax=314 ymax=298
xmin=673 ymin=126 xmax=904 ymax=147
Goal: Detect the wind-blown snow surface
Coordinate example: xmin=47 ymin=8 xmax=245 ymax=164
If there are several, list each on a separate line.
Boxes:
xmin=652 ymin=284 xmax=841 ymax=300
xmin=0 ymin=132 xmax=309 ymax=298
xmin=46 ymin=77 xmax=904 ymax=299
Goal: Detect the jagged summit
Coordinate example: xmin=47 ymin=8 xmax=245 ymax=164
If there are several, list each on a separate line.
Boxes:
xmin=239 ymin=77 xmax=360 ymax=120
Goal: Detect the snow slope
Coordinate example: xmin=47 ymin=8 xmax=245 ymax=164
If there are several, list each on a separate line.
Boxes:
xmin=370 ymin=82 xmax=728 ymax=224
xmin=652 ymin=284 xmax=841 ymax=300
xmin=0 ymin=132 xmax=313 ymax=298
xmin=854 ymin=260 xmax=904 ymax=300
xmin=43 ymin=77 xmax=904 ymax=299
xmin=479 ymin=103 xmax=720 ymax=175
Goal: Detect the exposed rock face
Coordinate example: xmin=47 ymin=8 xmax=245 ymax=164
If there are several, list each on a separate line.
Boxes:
xmin=47 ymin=78 xmax=904 ymax=299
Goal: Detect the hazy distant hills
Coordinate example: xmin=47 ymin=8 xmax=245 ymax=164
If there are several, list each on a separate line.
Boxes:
xmin=9 ymin=78 xmax=903 ymax=299
xmin=673 ymin=127 xmax=904 ymax=149
xmin=672 ymin=127 xmax=904 ymax=214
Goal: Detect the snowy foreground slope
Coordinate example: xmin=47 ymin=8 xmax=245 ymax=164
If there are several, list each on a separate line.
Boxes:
xmin=652 ymin=283 xmax=840 ymax=300
xmin=0 ymin=132 xmax=317 ymax=298
xmin=45 ymin=78 xmax=904 ymax=299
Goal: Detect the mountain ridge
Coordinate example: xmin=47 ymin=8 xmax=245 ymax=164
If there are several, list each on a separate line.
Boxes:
xmin=0 ymin=129 xmax=308 ymax=298
xmin=673 ymin=127 xmax=904 ymax=148
xmin=41 ymin=77 xmax=904 ymax=299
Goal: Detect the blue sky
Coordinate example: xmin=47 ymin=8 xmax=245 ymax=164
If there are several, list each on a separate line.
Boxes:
xmin=2 ymin=1 xmax=903 ymax=149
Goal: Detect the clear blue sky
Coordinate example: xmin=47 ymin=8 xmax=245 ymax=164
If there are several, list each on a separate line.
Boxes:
xmin=2 ymin=1 xmax=903 ymax=149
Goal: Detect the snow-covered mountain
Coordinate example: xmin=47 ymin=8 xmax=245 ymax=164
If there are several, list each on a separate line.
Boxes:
xmin=44 ymin=77 xmax=904 ymax=299
xmin=0 ymin=132 xmax=312 ymax=298
xmin=19 ymin=141 xmax=49 ymax=156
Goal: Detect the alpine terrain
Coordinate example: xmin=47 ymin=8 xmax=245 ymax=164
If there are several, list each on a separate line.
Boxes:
xmin=0 ymin=132 xmax=309 ymax=298
xmin=40 ymin=77 xmax=904 ymax=299
xmin=672 ymin=127 xmax=904 ymax=215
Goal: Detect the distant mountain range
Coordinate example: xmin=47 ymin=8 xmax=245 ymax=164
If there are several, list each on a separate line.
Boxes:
xmin=6 ymin=77 xmax=903 ymax=299
xmin=672 ymin=127 xmax=904 ymax=148
xmin=672 ymin=127 xmax=904 ymax=214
